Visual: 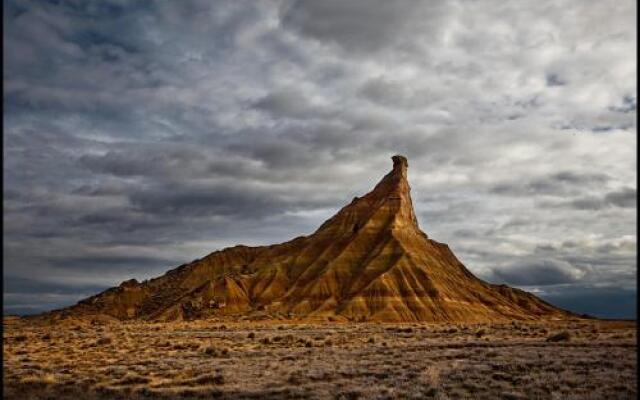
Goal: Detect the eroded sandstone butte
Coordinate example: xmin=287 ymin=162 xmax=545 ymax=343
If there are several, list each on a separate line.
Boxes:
xmin=44 ymin=156 xmax=574 ymax=322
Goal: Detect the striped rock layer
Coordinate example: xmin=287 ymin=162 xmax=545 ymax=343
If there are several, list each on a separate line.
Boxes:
xmin=53 ymin=156 xmax=573 ymax=322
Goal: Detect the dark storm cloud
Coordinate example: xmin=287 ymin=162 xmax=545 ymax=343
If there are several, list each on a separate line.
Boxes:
xmin=75 ymin=209 xmax=173 ymax=236
xmin=128 ymin=182 xmax=305 ymax=219
xmin=605 ymin=187 xmax=637 ymax=208
xmin=48 ymin=255 xmax=174 ymax=272
xmin=79 ymin=147 xmax=209 ymax=178
xmin=545 ymin=73 xmax=567 ymax=87
xmin=4 ymin=276 xmax=109 ymax=296
xmin=535 ymin=285 xmax=636 ymax=319
xmin=3 ymin=0 xmax=636 ymax=318
xmin=490 ymin=259 xmax=585 ymax=286
xmin=4 ymin=275 xmax=110 ymax=315
xmin=540 ymin=187 xmax=637 ymax=211
xmin=489 ymin=171 xmax=611 ymax=196
xmin=280 ymin=0 xmax=449 ymax=54
xmin=358 ymin=78 xmax=434 ymax=108
xmin=609 ymin=95 xmax=637 ymax=114
xmin=253 ymin=90 xmax=335 ymax=120
xmin=567 ymin=197 xmax=605 ymax=210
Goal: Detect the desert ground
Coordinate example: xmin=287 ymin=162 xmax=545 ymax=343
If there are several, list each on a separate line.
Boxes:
xmin=3 ymin=317 xmax=636 ymax=400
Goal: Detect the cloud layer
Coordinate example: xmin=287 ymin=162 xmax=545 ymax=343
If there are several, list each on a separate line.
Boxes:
xmin=3 ymin=0 xmax=636 ymax=318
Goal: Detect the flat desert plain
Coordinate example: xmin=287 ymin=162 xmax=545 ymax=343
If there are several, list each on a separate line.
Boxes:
xmin=3 ymin=317 xmax=636 ymax=399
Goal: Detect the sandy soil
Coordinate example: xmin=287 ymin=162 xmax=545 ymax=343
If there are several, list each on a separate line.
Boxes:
xmin=3 ymin=317 xmax=636 ymax=399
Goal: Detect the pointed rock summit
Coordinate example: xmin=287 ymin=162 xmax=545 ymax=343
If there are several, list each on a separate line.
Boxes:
xmin=50 ymin=156 xmax=574 ymax=322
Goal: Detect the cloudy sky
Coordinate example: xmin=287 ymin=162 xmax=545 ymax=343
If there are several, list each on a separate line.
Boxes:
xmin=4 ymin=0 xmax=636 ymax=318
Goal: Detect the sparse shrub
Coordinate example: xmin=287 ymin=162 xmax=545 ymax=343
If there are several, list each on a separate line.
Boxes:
xmin=287 ymin=372 xmax=303 ymax=384
xmin=475 ymin=329 xmax=486 ymax=338
xmin=424 ymin=387 xmax=438 ymax=397
xmin=202 ymin=345 xmax=229 ymax=357
xmin=247 ymin=332 xmax=255 ymax=339
xmin=422 ymin=365 xmax=440 ymax=388
xmin=371 ymin=371 xmax=389 ymax=380
xmin=324 ymin=339 xmax=333 ymax=346
xmin=41 ymin=333 xmax=51 ymax=341
xmin=336 ymin=390 xmax=362 ymax=400
xmin=260 ymin=337 xmax=271 ymax=345
xmin=546 ymin=331 xmax=571 ymax=342
xmin=492 ymin=372 xmax=512 ymax=381
xmin=13 ymin=335 xmax=28 ymax=342
xmin=611 ymin=333 xmax=625 ymax=339
xmin=192 ymin=373 xmax=224 ymax=385
xmin=448 ymin=328 xmax=458 ymax=334
xmin=118 ymin=374 xmax=150 ymax=385
xmin=95 ymin=336 xmax=112 ymax=346
xmin=367 ymin=337 xmax=375 ymax=344
xmin=500 ymin=391 xmax=526 ymax=400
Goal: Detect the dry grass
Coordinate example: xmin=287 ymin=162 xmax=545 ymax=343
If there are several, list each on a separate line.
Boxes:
xmin=3 ymin=316 xmax=636 ymax=399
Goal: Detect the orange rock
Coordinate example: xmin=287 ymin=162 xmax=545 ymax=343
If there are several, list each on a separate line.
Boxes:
xmin=47 ymin=155 xmax=575 ymax=322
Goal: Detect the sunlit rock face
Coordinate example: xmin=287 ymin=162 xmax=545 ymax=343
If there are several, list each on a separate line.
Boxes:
xmin=45 ymin=156 xmax=575 ymax=323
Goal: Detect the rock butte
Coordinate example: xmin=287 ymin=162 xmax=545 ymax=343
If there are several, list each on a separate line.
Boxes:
xmin=43 ymin=156 xmax=576 ymax=323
